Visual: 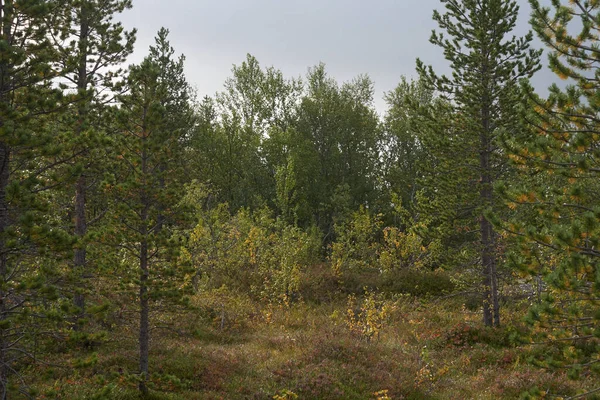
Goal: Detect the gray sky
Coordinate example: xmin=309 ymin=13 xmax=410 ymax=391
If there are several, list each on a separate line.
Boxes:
xmin=120 ymin=0 xmax=556 ymax=113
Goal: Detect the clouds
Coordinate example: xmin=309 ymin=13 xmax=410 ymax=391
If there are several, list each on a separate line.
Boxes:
xmin=120 ymin=0 xmax=555 ymax=113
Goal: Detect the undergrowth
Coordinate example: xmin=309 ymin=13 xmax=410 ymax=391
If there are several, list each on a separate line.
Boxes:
xmin=16 ymin=289 xmax=596 ymax=400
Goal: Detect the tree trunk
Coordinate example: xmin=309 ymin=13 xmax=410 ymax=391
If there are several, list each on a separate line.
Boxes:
xmin=491 ymin=231 xmax=500 ymax=327
xmin=480 ymin=209 xmax=499 ymax=327
xmin=139 ymin=113 xmax=150 ymax=396
xmin=139 ymin=237 xmax=149 ymax=396
xmin=0 ymin=2 xmax=12 ymax=395
xmin=73 ymin=0 xmax=90 ymax=324
xmin=0 ymin=142 xmax=10 ymax=400
xmin=480 ymin=72 xmax=500 ymax=328
xmin=73 ymin=175 xmax=87 ymax=319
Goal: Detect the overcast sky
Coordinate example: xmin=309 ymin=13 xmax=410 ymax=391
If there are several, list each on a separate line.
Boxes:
xmin=119 ymin=0 xmax=556 ymax=114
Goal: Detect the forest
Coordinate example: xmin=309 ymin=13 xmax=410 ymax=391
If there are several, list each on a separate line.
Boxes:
xmin=0 ymin=0 xmax=599 ymax=398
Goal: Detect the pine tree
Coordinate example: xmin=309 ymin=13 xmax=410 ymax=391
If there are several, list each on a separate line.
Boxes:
xmin=50 ymin=0 xmax=136 ymax=322
xmin=108 ymin=31 xmax=192 ymax=395
xmin=149 ymin=27 xmax=194 ymax=147
xmin=416 ymin=0 xmax=540 ymax=326
xmin=0 ymin=0 xmax=73 ymax=396
xmin=504 ymin=0 xmax=600 ymax=393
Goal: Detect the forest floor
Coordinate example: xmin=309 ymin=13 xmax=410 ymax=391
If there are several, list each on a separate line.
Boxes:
xmin=20 ymin=290 xmax=597 ymax=400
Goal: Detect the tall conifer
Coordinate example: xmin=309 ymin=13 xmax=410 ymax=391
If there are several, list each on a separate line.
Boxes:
xmin=505 ymin=0 xmax=600 ymax=392
xmin=416 ymin=0 xmax=540 ymax=326
xmin=0 ymin=0 xmax=72 ymax=396
xmin=51 ymin=0 xmax=135 ymax=322
xmin=109 ymin=31 xmax=192 ymax=395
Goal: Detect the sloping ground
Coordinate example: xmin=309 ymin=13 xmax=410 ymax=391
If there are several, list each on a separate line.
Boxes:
xmin=21 ymin=294 xmax=595 ymax=399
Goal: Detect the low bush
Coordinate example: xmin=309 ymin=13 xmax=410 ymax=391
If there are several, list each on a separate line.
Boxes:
xmin=297 ymin=263 xmax=340 ymax=303
xmin=329 ymin=206 xmax=382 ymax=277
xmin=380 ymin=268 xmax=455 ymax=297
xmin=439 ymin=322 xmax=526 ymax=349
xmin=345 ymin=290 xmax=394 ymax=342
xmin=184 ymin=186 xmax=322 ymax=302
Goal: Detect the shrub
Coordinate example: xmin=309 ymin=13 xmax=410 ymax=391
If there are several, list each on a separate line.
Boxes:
xmin=441 ymin=322 xmax=523 ymax=349
xmin=329 ymin=206 xmax=382 ymax=277
xmin=378 ymin=227 xmax=428 ymax=271
xmin=380 ymin=268 xmax=455 ymax=297
xmin=192 ymin=286 xmax=257 ymax=334
xmin=346 ymin=290 xmax=393 ymax=342
xmin=185 ymin=189 xmax=321 ymax=302
xmin=297 ymin=263 xmax=341 ymax=303
xmin=273 ymin=389 xmax=299 ymax=400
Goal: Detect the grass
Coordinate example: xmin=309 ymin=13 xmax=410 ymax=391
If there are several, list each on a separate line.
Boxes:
xmin=16 ymin=291 xmax=598 ymax=399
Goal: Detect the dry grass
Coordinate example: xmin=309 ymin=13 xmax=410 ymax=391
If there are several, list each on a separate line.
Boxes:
xmin=17 ymin=292 xmax=597 ymax=399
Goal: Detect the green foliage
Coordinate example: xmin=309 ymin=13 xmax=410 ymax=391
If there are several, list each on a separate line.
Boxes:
xmin=185 ymin=184 xmax=321 ymax=302
xmin=2 ymin=1 xmax=596 ymax=398
xmin=0 ymin=0 xmax=82 ymax=395
xmin=381 ymin=77 xmax=434 ymax=218
xmin=189 ymin=55 xmax=302 ymax=212
xmin=498 ymin=1 xmax=600 ymax=395
xmin=48 ymin=0 xmax=137 ymax=321
xmin=328 ymin=203 xmax=449 ymax=298
xmin=378 ymin=225 xmax=442 ymax=272
xmin=99 ymin=30 xmax=194 ymax=394
xmin=330 ymin=206 xmax=382 ymax=277
xmin=191 ymin=57 xmax=382 ymax=237
xmin=345 ymin=290 xmax=393 ymax=342
xmin=294 ymin=66 xmax=382 ymax=236
xmin=415 ymin=0 xmax=541 ymax=327
xmin=191 ymin=286 xmax=257 ymax=335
